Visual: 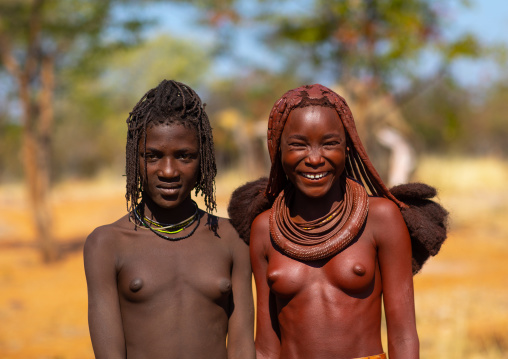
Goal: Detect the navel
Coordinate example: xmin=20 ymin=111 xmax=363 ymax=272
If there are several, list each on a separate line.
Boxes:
xmin=129 ymin=278 xmax=143 ymax=292
xmin=353 ymin=264 xmax=366 ymax=276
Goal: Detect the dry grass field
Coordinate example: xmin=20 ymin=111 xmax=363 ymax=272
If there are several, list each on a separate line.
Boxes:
xmin=0 ymin=156 xmax=507 ymax=359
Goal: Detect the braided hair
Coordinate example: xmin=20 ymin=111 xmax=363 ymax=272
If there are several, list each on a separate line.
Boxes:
xmin=125 ymin=80 xmax=217 ymax=217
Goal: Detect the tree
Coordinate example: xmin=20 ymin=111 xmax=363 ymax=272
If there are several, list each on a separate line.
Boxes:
xmin=205 ymin=69 xmax=302 ymax=174
xmin=398 ymin=72 xmax=474 ymax=154
xmin=53 ymin=34 xmax=212 ymax=180
xmin=0 ymin=0 xmax=153 ymax=262
xmin=264 ymin=0 xmax=483 ymax=85
xmin=179 ymin=0 xmax=483 ymax=90
xmin=471 ymin=76 xmax=508 ymax=156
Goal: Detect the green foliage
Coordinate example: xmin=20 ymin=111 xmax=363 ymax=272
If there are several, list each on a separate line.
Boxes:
xmin=0 ymin=0 xmax=149 ymax=67
xmin=52 ymin=34 xmax=212 ymax=179
xmin=442 ymin=34 xmax=482 ymax=62
xmin=203 ymin=68 xmax=301 ymax=171
xmin=206 ymin=68 xmax=300 ymax=120
xmin=100 ymin=35 xmax=211 ymax=103
xmin=270 ymin=0 xmax=482 ymax=85
xmin=0 ymin=0 xmax=167 ymax=182
xmin=400 ymin=73 xmax=473 ymax=153
xmin=190 ymin=0 xmax=484 ymax=89
xmin=399 ymin=71 xmax=508 ymax=157
xmin=472 ymin=78 xmax=508 ymax=155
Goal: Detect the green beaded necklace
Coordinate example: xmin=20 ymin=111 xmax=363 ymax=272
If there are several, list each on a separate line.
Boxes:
xmin=133 ymin=201 xmax=200 ymax=241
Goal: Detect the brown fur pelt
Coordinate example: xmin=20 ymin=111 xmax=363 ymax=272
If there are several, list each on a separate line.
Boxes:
xmin=389 ymin=182 xmax=449 ymax=274
xmin=227 ymin=177 xmax=271 ymax=244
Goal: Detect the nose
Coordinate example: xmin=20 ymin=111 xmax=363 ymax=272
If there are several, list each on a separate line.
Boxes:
xmin=304 ymin=147 xmax=325 ymax=168
xmin=157 ymin=157 xmax=178 ymax=179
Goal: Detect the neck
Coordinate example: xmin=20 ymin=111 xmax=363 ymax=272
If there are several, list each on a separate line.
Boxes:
xmin=141 ymin=195 xmax=196 ymax=225
xmin=290 ymin=179 xmax=345 ymax=221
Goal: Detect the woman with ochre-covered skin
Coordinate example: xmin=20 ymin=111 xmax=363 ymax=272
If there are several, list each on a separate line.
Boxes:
xmin=84 ymin=80 xmax=255 ymax=359
xmin=228 ymin=84 xmax=448 ymax=359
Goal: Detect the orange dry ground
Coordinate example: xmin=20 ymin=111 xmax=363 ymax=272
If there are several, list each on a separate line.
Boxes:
xmin=0 ymin=180 xmax=126 ymax=359
xmin=1 ymin=157 xmax=507 ymax=359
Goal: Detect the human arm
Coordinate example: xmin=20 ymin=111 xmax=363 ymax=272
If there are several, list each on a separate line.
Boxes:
xmin=373 ymin=198 xmax=419 ymax=359
xmin=225 ymin=221 xmax=256 ymax=359
xmin=250 ymin=211 xmax=281 ymax=359
xmin=83 ymin=227 xmax=126 ymax=359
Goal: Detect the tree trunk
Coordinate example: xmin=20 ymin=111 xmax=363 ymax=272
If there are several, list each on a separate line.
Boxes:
xmin=37 ymin=54 xmax=57 ymax=262
xmin=23 ymin=125 xmax=57 ymax=262
xmin=0 ymin=0 xmax=58 ymax=262
xmin=19 ymin=59 xmax=58 ymax=262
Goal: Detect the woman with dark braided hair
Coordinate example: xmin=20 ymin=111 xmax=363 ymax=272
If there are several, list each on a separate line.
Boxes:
xmin=228 ymin=84 xmax=447 ymax=359
xmin=84 ymin=80 xmax=255 ymax=359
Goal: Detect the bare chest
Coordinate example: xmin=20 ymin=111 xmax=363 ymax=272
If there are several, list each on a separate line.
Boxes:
xmin=116 ymin=232 xmax=233 ymax=304
xmin=266 ymin=236 xmax=378 ymax=298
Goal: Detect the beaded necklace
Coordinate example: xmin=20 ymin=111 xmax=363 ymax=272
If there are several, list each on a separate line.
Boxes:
xmin=132 ymin=201 xmax=201 ymax=241
xmin=269 ymin=177 xmax=369 ymax=261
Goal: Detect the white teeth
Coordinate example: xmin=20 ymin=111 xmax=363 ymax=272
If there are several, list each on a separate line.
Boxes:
xmin=302 ymin=172 xmax=327 ymax=179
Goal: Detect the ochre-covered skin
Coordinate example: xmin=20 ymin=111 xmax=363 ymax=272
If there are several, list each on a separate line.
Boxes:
xmin=84 ymin=85 xmax=255 ymax=359
xmin=250 ymin=94 xmax=419 ymax=359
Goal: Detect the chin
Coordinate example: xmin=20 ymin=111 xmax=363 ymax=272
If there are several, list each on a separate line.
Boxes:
xmin=154 ymin=197 xmax=183 ymax=209
xmin=294 ymin=186 xmax=331 ymax=199
xmin=303 ymin=190 xmax=330 ymax=199
xmin=293 ymin=180 xmax=333 ymax=198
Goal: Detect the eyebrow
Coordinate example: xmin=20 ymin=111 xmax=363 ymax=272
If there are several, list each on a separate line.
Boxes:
xmin=141 ymin=146 xmax=198 ymax=153
xmin=322 ymin=133 xmax=343 ymax=140
xmin=287 ymin=133 xmax=343 ymax=140
xmin=287 ymin=134 xmax=308 ymax=140
xmin=141 ymin=147 xmax=162 ymax=153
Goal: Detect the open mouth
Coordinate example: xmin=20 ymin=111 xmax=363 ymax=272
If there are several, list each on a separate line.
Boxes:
xmin=300 ymin=172 xmax=329 ymax=180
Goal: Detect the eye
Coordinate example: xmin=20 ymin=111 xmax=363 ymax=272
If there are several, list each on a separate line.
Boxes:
xmin=176 ymin=151 xmax=198 ymax=161
xmin=140 ymin=152 xmax=160 ymax=162
xmin=288 ymin=141 xmax=306 ymax=149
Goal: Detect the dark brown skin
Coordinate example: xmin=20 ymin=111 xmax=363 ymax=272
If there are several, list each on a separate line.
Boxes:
xmin=84 ymin=123 xmax=255 ymax=359
xmin=250 ymin=106 xmax=418 ymax=359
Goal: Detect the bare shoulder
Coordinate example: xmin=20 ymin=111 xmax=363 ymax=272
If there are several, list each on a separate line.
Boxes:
xmin=215 ymin=215 xmax=238 ymax=235
xmin=367 ymin=196 xmax=409 ymax=248
xmin=203 ymin=213 xmax=248 ymax=248
xmin=207 ymin=215 xmax=251 ymax=266
xmin=84 ymin=214 xmax=130 ymax=258
xmin=249 ymin=209 xmax=271 ymax=251
xmin=251 ymin=209 xmax=270 ymax=234
xmin=368 ymin=196 xmax=404 ymax=225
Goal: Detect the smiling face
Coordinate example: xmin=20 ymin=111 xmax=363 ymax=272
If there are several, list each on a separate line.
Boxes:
xmin=138 ymin=122 xmax=200 ymax=212
xmin=280 ymin=106 xmax=347 ymax=200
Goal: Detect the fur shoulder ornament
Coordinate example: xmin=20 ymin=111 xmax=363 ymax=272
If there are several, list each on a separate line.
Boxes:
xmin=228 ymin=179 xmax=449 ymax=275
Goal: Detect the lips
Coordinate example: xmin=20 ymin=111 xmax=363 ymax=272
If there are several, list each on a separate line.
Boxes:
xmin=300 ymin=172 xmax=329 ymax=180
xmin=157 ymin=184 xmax=181 ymax=195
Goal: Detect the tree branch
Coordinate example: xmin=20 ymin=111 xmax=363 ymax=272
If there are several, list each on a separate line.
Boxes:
xmin=0 ymin=34 xmax=22 ymax=79
xmin=25 ymin=0 xmax=45 ymax=81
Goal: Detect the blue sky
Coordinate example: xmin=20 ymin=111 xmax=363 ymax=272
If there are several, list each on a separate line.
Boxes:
xmin=445 ymin=0 xmax=508 ymax=86
xmin=145 ymin=0 xmax=508 ymax=88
